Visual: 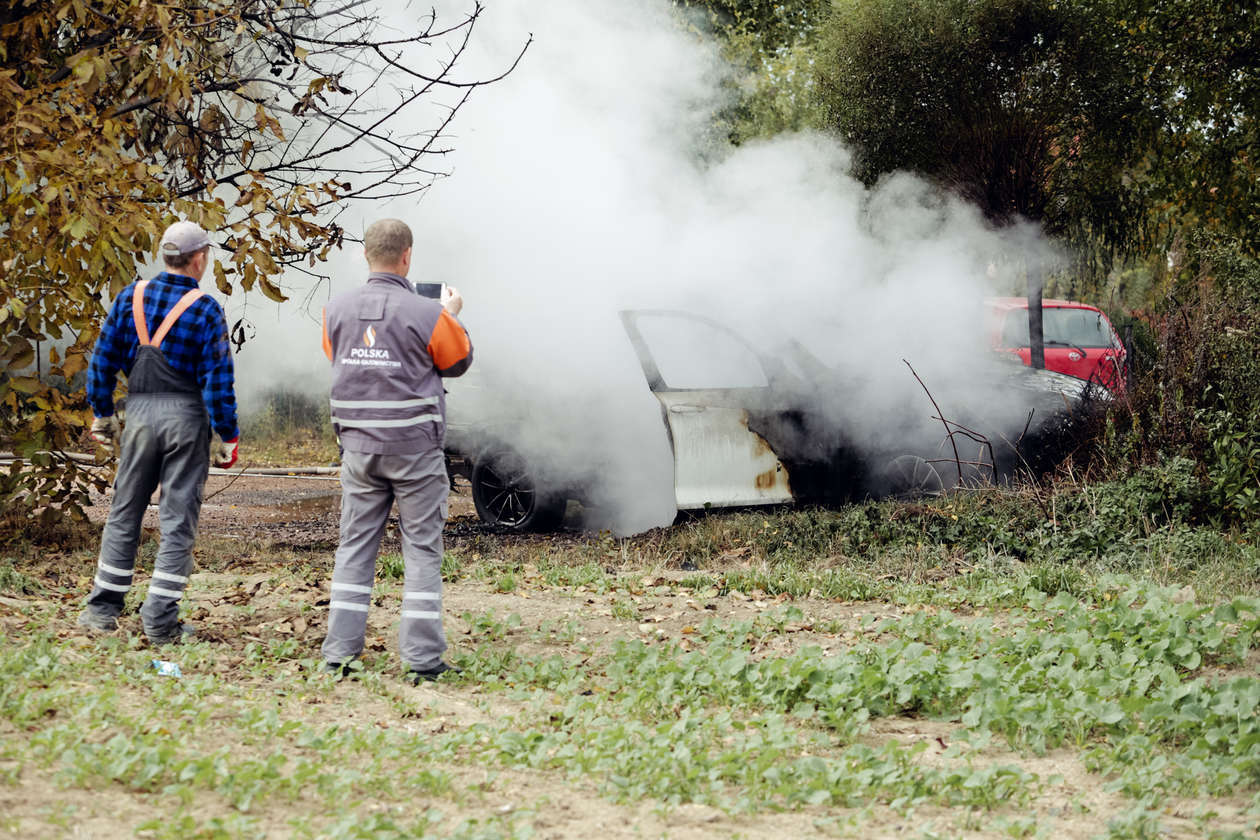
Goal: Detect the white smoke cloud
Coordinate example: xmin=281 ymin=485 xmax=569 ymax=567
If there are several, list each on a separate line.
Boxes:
xmin=226 ymin=0 xmax=1065 ymax=534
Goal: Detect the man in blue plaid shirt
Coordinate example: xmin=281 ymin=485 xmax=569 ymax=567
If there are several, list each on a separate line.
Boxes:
xmin=79 ymin=220 xmax=241 ymax=645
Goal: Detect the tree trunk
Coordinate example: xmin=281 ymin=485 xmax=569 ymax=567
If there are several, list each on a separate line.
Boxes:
xmin=1027 ymin=271 xmax=1045 ymax=369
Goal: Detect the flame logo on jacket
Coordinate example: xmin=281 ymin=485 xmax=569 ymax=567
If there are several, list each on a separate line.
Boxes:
xmin=363 ymin=326 xmax=377 ymax=348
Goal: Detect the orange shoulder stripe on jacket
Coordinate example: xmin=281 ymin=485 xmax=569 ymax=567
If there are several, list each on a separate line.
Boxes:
xmin=321 ymin=307 xmax=333 ymax=362
xmin=427 ymin=310 xmax=471 ymax=372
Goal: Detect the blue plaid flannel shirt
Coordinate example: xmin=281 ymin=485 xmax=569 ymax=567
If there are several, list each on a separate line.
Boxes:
xmin=87 ymin=272 xmax=240 ymax=441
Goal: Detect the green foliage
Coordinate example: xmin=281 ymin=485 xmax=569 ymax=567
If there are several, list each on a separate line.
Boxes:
xmin=1061 ymin=457 xmax=1205 ymax=529
xmin=1022 ymin=561 xmax=1086 ymax=599
xmin=815 ymin=0 xmax=1148 ymax=251
xmin=678 ymin=0 xmax=828 ymax=52
xmin=440 ymin=551 xmax=463 ymax=581
xmin=242 ymin=389 xmax=331 ymax=439
xmin=610 ymin=597 xmax=639 ymax=621
xmin=445 ymin=584 xmax=1260 ymax=817
xmin=0 ymin=430 xmax=109 ymax=536
xmin=378 ymin=553 xmax=404 ymax=581
xmin=1200 ymin=409 xmax=1260 ymax=526
xmin=0 ymin=557 xmax=42 ymax=595
xmin=1102 ymin=804 xmax=1165 ymax=840
xmin=811 ymin=0 xmax=1257 ymax=271
xmin=4 ymin=533 xmax=1260 ymax=835
xmin=1129 ymin=1 xmax=1260 ymax=258
xmin=720 ymin=25 xmax=820 ymax=141
xmin=667 ymin=469 xmax=1259 ymax=594
xmin=675 ymin=0 xmax=828 ymax=141
xmin=1097 ymin=232 xmax=1260 ymax=525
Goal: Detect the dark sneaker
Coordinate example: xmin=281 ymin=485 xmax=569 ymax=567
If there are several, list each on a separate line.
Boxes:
xmin=405 ymin=661 xmax=461 ymax=685
xmin=146 ymin=622 xmax=194 ymax=646
xmin=321 ymin=661 xmax=355 ymax=678
xmin=77 ymin=610 xmax=118 ymax=634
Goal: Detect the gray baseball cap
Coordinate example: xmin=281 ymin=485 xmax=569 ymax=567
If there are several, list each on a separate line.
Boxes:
xmin=159 ymin=221 xmax=212 ymax=256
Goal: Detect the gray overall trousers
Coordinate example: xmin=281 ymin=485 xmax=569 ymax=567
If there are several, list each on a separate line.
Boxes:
xmin=84 ymin=284 xmax=210 ymax=643
xmin=320 ymin=449 xmax=450 ymax=671
xmin=319 ymin=274 xmax=467 ymax=673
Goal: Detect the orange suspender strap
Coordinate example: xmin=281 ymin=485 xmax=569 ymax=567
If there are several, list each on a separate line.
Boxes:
xmin=132 ymin=281 xmax=152 ymax=346
xmin=133 ymin=282 xmax=206 ymax=348
xmin=149 ymin=289 xmax=206 ymax=349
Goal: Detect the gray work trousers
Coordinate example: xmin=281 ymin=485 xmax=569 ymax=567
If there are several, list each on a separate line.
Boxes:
xmin=321 ymin=448 xmax=449 ymax=670
xmin=84 ymin=394 xmax=210 ymax=639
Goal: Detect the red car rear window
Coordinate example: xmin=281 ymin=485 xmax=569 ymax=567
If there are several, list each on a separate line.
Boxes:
xmin=1000 ymin=307 xmax=1116 ymax=349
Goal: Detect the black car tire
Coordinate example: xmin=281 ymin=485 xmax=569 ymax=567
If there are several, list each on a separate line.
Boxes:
xmin=470 ymin=452 xmax=566 ymax=531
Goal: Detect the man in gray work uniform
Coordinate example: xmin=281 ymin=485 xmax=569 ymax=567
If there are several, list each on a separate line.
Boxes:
xmin=319 ymin=218 xmax=472 ymax=683
xmin=80 ymin=220 xmax=240 ymax=644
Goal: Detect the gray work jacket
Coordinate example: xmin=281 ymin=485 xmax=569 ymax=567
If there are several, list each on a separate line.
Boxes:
xmin=322 ymin=272 xmax=473 ymax=455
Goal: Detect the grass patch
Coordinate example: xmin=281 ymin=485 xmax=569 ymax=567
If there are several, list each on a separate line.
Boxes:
xmin=9 ymin=573 xmax=1256 ymax=836
xmin=584 ymin=480 xmax=1260 ymax=601
xmin=240 ymin=425 xmax=340 ymax=468
xmin=4 ymin=484 xmax=1259 ymax=837
xmin=239 ymin=387 xmax=340 ymax=467
xmin=0 ymin=557 xmax=43 ymax=595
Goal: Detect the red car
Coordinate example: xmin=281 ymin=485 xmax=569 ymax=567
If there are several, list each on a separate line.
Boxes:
xmin=986 ymin=298 xmax=1127 ymax=392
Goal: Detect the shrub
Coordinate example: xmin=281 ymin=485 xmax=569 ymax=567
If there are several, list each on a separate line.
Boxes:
xmin=1094 ymin=232 xmax=1260 ymax=526
xmin=242 ymin=388 xmax=330 ymax=437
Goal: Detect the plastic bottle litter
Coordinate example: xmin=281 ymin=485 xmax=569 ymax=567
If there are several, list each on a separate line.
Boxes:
xmin=151 ymin=660 xmax=182 ymax=677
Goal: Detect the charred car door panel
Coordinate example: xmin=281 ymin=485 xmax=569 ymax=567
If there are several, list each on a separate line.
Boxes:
xmin=658 ymin=390 xmax=793 ymax=509
xmin=621 ymin=310 xmax=794 ymax=510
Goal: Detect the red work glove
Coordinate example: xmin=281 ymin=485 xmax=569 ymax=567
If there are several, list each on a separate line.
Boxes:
xmin=211 ymin=435 xmax=239 ymax=468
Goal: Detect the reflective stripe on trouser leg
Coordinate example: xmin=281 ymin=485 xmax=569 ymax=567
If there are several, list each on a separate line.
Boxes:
xmin=143 ymin=568 xmax=192 ymax=629
xmin=139 ymin=399 xmax=210 ymax=638
xmin=321 ymin=451 xmax=393 ymax=664
xmin=86 ymin=418 xmax=163 ymax=620
xmin=392 ymin=448 xmax=449 ymax=671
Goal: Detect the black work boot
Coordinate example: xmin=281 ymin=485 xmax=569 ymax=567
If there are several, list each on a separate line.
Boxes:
xmin=405 ymin=661 xmax=461 ymax=685
xmin=77 ymin=609 xmax=119 ymax=634
xmin=321 ymin=661 xmax=356 ymax=678
xmin=147 ymin=622 xmax=195 ymax=646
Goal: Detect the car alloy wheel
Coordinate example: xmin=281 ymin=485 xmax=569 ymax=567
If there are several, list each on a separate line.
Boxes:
xmin=883 ymin=454 xmax=946 ymax=499
xmin=470 ymin=452 xmax=565 ymax=531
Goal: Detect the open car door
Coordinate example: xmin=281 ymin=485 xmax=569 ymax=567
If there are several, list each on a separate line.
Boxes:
xmin=620 ymin=310 xmax=793 ymax=510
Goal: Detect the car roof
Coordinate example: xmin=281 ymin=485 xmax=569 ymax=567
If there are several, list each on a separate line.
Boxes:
xmin=985 ymin=297 xmax=1103 ymax=312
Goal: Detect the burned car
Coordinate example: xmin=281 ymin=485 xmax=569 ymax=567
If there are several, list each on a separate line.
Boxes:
xmin=444 ymin=309 xmax=1102 ymax=531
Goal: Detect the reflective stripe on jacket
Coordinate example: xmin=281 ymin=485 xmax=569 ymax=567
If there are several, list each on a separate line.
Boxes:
xmin=322 ymin=272 xmax=472 ymax=455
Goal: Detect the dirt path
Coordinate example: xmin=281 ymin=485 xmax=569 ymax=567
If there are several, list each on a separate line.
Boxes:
xmin=84 ymin=470 xmax=480 ymax=548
